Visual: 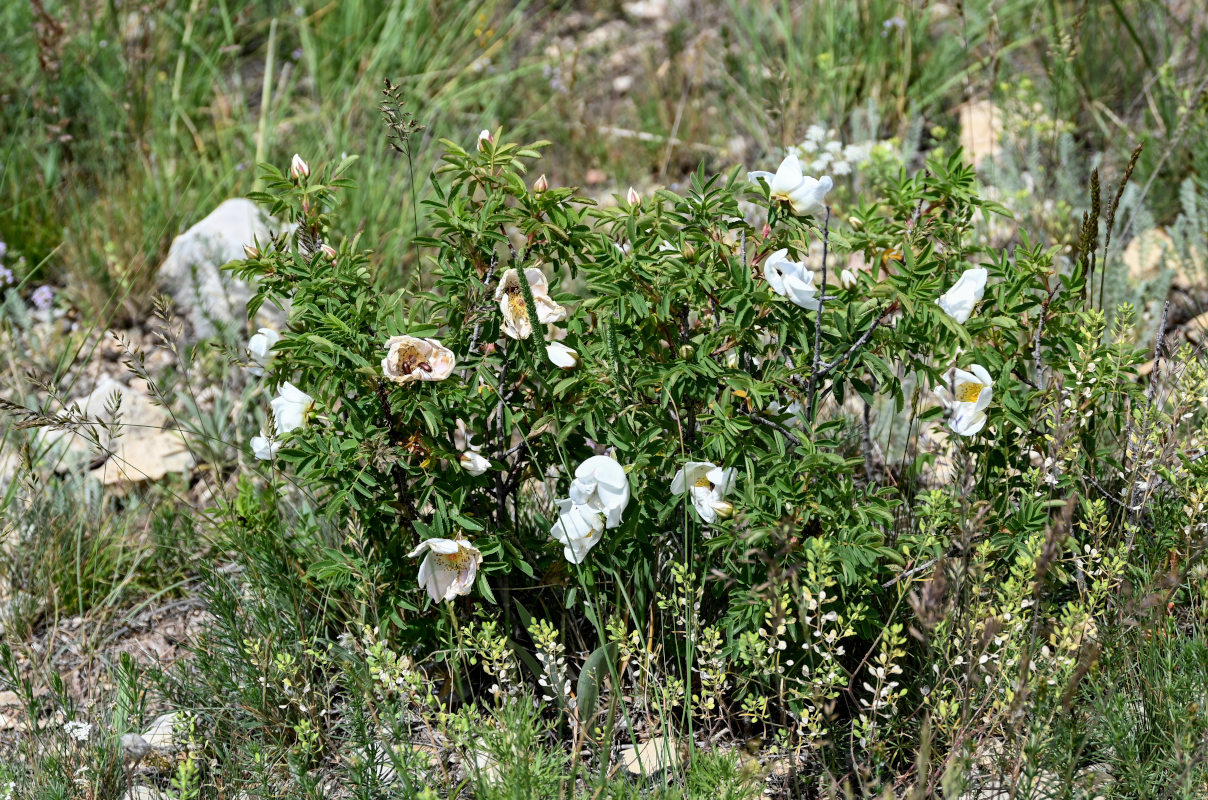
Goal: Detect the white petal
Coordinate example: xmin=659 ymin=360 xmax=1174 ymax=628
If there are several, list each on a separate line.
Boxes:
xmin=426 ymin=538 xmax=462 ymax=555
xmin=670 ymin=467 xmax=687 ymax=495
xmin=969 ymin=363 xmax=993 ymax=387
xmin=460 ymin=451 xmax=491 ymax=476
xmin=545 ymin=341 xmax=578 ymax=369
xmin=770 ymin=154 xmax=806 ymax=196
xmin=251 ymin=434 xmax=279 ymax=461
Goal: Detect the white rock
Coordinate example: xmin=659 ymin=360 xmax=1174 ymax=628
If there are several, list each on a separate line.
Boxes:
xmin=620 ymin=736 xmax=682 ymax=776
xmin=156 ymin=198 xmax=286 ymax=340
xmin=141 ymin=712 xmax=179 ymax=749
xmin=1123 ymin=227 xmax=1177 ymax=284
xmin=121 ymin=788 xmax=168 ymax=800
xmin=48 ymin=375 xmax=193 ymax=485
xmin=958 ymin=100 xmax=1003 ymax=170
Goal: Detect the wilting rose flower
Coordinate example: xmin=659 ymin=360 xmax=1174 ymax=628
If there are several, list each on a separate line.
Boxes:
xmin=934 ymin=364 xmax=994 ymax=436
xmin=409 ymin=537 xmax=483 ymax=602
xmin=270 ymin=382 xmax=313 ymax=434
xmin=568 ymin=455 xmax=630 ymax=529
xmin=671 ymin=461 xmax=738 ymax=523
xmin=764 ymin=249 xmax=820 ymax=310
xmin=935 ymin=268 xmax=987 ymax=324
xmin=550 ymin=499 xmax=605 ymax=564
xmin=251 ymin=433 xmax=280 ymax=461
xmin=382 ymin=336 xmax=456 ymax=384
xmin=247 ymin=327 xmax=280 ymax=373
xmin=747 ymin=154 xmax=833 ymax=217
xmin=494 ymin=268 xmax=567 ymax=340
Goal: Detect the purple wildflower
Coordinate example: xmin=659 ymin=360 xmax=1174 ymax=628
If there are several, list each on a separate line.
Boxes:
xmin=31 ymin=285 xmax=54 ymax=311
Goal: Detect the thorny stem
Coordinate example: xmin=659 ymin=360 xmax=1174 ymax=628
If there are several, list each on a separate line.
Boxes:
xmin=815 ymin=301 xmax=899 ymax=380
xmin=467 ymin=250 xmax=499 ymax=358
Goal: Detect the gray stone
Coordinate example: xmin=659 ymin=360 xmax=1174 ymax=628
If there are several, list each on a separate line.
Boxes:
xmin=141 ymin=712 xmax=179 ymax=749
xmin=156 ymin=198 xmax=285 ymax=340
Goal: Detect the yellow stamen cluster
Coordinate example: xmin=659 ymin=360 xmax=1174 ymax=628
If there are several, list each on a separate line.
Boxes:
xmin=436 ymin=548 xmax=472 ymax=570
xmin=956 ymin=382 xmax=984 ymax=403
xmin=507 ymin=288 xmax=529 ymax=321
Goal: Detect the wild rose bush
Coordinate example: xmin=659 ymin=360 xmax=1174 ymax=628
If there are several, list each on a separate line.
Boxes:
xmin=224 ymin=135 xmax=1197 ymax=764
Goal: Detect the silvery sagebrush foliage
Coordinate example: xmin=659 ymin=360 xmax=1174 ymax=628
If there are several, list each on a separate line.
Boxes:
xmin=222 ymin=134 xmax=1200 ymax=766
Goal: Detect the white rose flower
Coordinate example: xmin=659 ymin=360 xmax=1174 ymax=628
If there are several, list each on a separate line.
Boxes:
xmin=408 ymin=537 xmax=483 ymax=602
xmin=270 ymin=382 xmax=314 ymax=434
xmin=247 ymin=327 xmax=281 ymax=373
xmin=764 ymin=248 xmax=820 ymax=310
xmin=251 ymin=433 xmax=280 ymax=461
xmin=747 ymin=154 xmax=833 ymax=217
xmin=382 ymin=336 xmax=456 ymax=384
xmin=550 ymin=499 xmax=605 ymax=564
xmin=459 ymin=450 xmax=491 ymax=476
xmin=935 ymin=268 xmax=988 ymax=324
xmin=671 ymin=461 xmax=738 ymax=523
xmin=934 ymin=364 xmax=994 ymax=436
xmin=568 ymin=455 xmax=630 ymax=529
xmin=494 ymin=268 xmax=567 ymax=340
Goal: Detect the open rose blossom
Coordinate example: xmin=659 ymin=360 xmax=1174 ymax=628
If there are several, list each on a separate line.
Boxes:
xmin=550 ymin=499 xmax=605 ymax=564
xmin=270 ymin=382 xmax=314 ymax=434
xmin=494 ymin=268 xmax=567 ymax=340
xmin=764 ymin=249 xmax=820 ymax=310
xmin=671 ymin=461 xmax=737 ymax=523
xmin=409 ymin=537 xmax=483 ymax=602
xmin=382 ymin=336 xmax=456 ymax=384
xmin=934 ymin=364 xmax=994 ymax=436
xmin=568 ymin=455 xmax=630 ymax=529
xmin=747 ymin=154 xmax=833 ymax=217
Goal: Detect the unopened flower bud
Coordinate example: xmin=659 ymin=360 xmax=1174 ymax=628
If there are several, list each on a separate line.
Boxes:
xmin=320 ymin=243 xmax=337 ymax=260
xmin=761 ymin=223 xmax=772 ymax=239
xmin=725 ymin=350 xmax=740 ymax=369
xmin=626 ymin=186 xmax=641 ymax=206
xmin=712 ymin=501 xmax=734 ymax=520
xmin=681 ymin=242 xmax=696 ymax=261
xmin=243 ymin=244 xmax=260 ymax=259
xmin=532 ymin=174 xmax=549 ymax=194
xmin=841 ymin=269 xmax=857 ymax=289
xmin=290 ymin=153 xmax=310 ymax=180
xmin=678 ymin=344 xmax=694 ymax=359
xmin=477 ymin=129 xmax=493 ymax=151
